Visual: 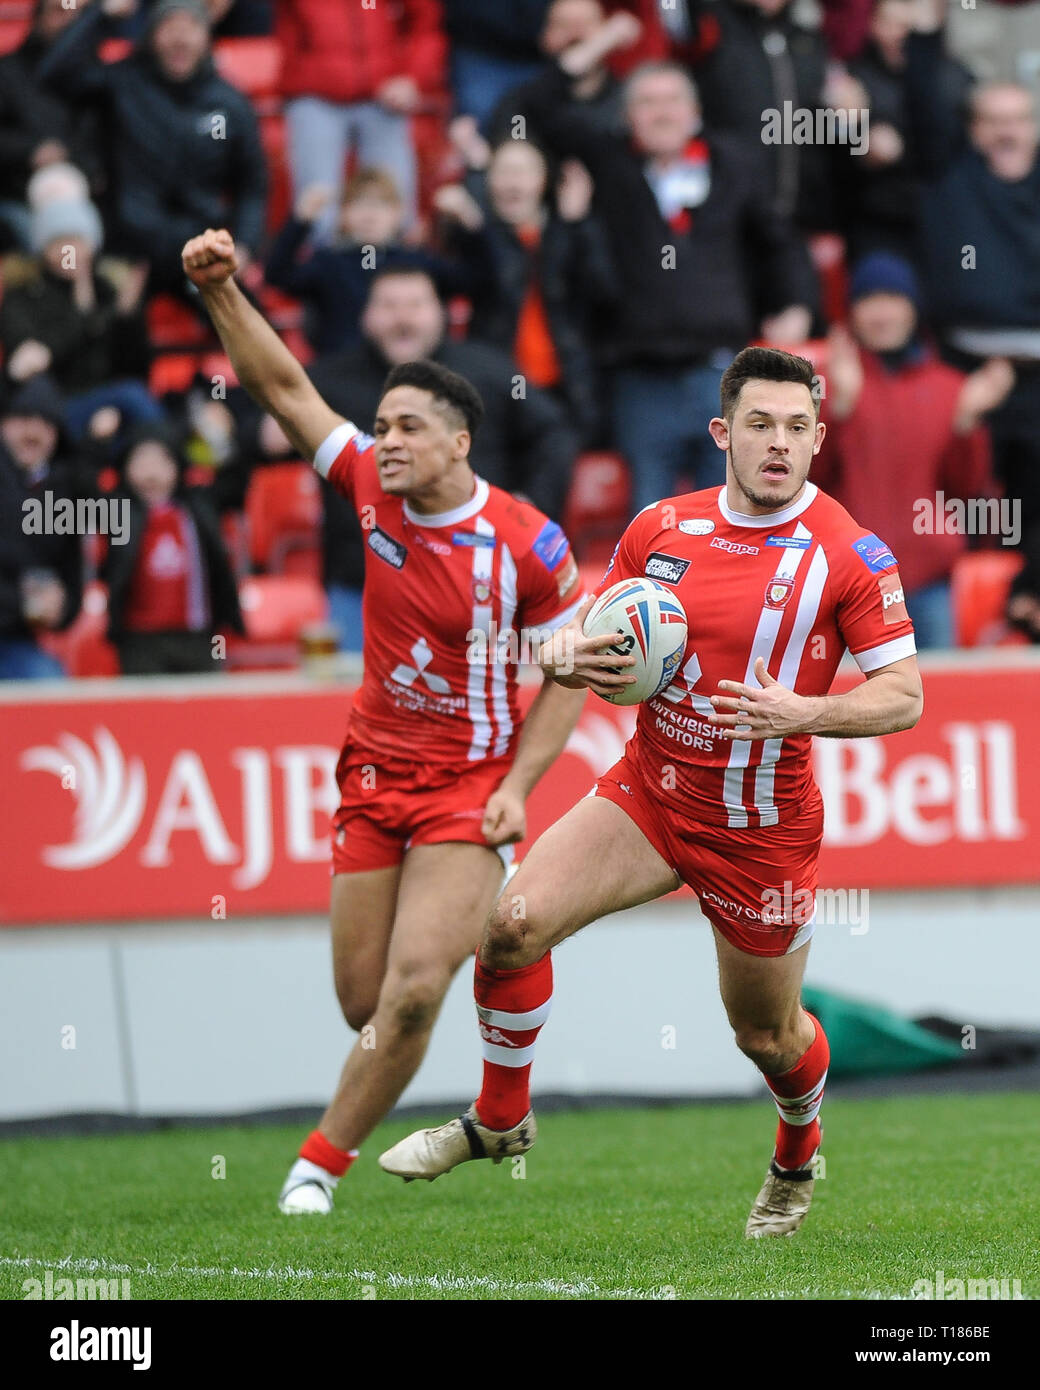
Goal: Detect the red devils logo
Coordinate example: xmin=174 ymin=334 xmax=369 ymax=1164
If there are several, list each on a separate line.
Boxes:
xmin=765 ymin=576 xmax=795 ymax=610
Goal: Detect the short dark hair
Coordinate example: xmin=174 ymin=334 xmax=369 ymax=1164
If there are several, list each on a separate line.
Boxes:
xmin=367 ymin=264 xmax=441 ymax=299
xmin=720 ymin=346 xmax=818 ymax=421
xmin=380 ymin=359 xmax=485 ymax=439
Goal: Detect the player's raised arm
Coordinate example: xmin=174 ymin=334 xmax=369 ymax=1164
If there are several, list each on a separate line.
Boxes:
xmin=182 ymin=229 xmax=343 ymax=461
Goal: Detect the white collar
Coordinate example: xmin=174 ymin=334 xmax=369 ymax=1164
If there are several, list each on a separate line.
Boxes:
xmin=404 ymin=476 xmax=489 ymax=528
xmin=717 ymin=481 xmax=818 ymax=529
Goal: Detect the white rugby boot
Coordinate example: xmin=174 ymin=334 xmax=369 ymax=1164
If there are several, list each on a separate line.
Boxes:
xmin=379 ymin=1104 xmax=536 ymax=1181
xmin=744 ymin=1143 xmax=821 ymax=1238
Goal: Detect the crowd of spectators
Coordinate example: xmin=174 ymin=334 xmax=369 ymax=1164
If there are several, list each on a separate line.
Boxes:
xmin=2 ymin=0 xmax=1039 ymax=679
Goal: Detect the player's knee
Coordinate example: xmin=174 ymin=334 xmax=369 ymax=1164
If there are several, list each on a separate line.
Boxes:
xmin=482 ymin=895 xmax=539 ymax=971
xmin=732 ymin=1023 xmax=788 ymax=1069
xmin=380 ymin=964 xmax=449 ymax=1034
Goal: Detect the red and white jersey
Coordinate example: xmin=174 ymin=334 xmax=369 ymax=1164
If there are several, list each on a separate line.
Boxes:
xmin=596 ymin=482 xmax=917 ymax=829
xmin=315 ymin=422 xmax=583 ymax=764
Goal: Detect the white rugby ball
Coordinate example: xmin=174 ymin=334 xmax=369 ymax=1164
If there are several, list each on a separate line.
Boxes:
xmin=583 ymin=577 xmax=688 ymax=706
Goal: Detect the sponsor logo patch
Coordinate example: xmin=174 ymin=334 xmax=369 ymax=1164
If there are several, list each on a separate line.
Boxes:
xmin=644 ymin=552 xmax=691 ymax=585
xmin=878 ymin=570 xmax=909 ymax=624
xmin=452 ymin=530 xmax=496 ymax=548
xmin=532 ymin=519 xmax=569 ymax=572
xmin=766 ymin=535 xmax=812 ymax=549
xmin=678 ymin=519 xmax=715 ymax=536
xmin=852 ymin=532 xmax=898 ymax=573
xmin=367 ymin=526 xmax=407 ymax=569
xmin=411 ymin=529 xmax=452 ymax=556
xmin=710 ymin=536 xmax=759 ymax=556
xmin=556 ymin=554 xmax=579 ymax=598
xmin=764 ymin=575 xmax=795 ymax=610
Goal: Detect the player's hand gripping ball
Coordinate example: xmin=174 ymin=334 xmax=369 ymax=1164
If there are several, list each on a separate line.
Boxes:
xmin=582 ymin=578 xmax=688 ymax=706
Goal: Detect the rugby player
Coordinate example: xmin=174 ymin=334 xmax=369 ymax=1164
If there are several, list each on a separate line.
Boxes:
xmin=182 ymin=228 xmax=627 ymax=1214
xmin=381 ymin=346 xmax=924 ymax=1237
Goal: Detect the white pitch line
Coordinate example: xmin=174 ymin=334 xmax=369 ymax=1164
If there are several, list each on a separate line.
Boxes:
xmin=0 ymin=1254 xmax=667 ymax=1301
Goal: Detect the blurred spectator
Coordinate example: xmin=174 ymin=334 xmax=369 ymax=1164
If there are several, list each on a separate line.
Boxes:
xmin=437 ymin=140 xmax=617 ymax=443
xmin=484 ymin=0 xmax=632 ymax=145
xmin=206 ymin=0 xmax=273 ymax=37
xmin=441 ymin=0 xmax=552 ymax=126
xmin=277 ymin=0 xmax=446 ymax=233
xmin=677 ymin=0 xmax=847 ymax=231
xmin=103 ymin=422 xmax=244 ymax=674
xmin=842 ymin=0 xmax=971 ymax=261
xmin=0 ymin=0 xmax=106 ymax=253
xmin=1007 ymin=517 xmax=1040 ymax=643
xmin=0 ymin=377 xmax=83 ymax=679
xmin=266 ymin=169 xmax=474 ymax=354
xmin=816 ymin=253 xmax=1013 ymax=649
xmin=38 ymin=0 xmax=267 ymax=298
xmin=284 ymin=266 xmax=579 ymax=649
xmin=511 ymin=13 xmax=817 ymax=513
xmin=905 ymin=1 xmax=1040 ymax=547
xmin=0 ymin=180 xmax=160 ymax=451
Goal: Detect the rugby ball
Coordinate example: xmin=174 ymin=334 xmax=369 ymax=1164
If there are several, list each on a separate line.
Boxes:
xmin=583 ymin=578 xmax=688 ymax=706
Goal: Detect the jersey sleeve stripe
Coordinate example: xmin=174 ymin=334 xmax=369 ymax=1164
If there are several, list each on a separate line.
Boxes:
xmin=313 ymin=421 xmax=359 ymax=478
xmin=852 ymin=633 xmax=918 ymax=672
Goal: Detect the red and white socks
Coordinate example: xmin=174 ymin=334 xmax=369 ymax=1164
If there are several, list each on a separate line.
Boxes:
xmin=473 ymin=952 xmax=553 ymax=1130
xmin=286 ymin=1129 xmax=359 ymax=1190
xmin=761 ymin=1012 xmax=830 ymax=1172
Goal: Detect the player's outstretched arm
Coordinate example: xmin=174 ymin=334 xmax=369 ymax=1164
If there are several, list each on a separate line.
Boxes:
xmin=182 ymin=228 xmax=343 ymax=460
xmin=710 ymin=655 xmax=923 ymax=741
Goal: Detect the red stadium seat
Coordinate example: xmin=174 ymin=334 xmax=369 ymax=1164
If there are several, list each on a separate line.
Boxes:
xmin=562 ymin=451 xmax=632 ymax=568
xmin=951 ymin=550 xmax=1026 ymax=647
xmin=149 ymin=352 xmax=200 ymax=396
xmin=260 ymin=112 xmax=291 ymax=234
xmin=147 ymin=295 xmax=214 ymax=351
xmin=38 ymin=581 xmax=120 ymax=678
xmin=245 ymin=462 xmax=321 ymax=574
xmin=226 ymin=574 xmax=328 ymax=669
xmin=213 ymin=37 xmax=282 ymax=112
xmin=0 ymin=17 xmax=27 ymax=53
xmin=809 ymin=233 xmax=848 ymax=326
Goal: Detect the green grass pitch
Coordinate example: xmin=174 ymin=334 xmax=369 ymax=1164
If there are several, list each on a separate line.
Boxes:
xmin=2 ymin=1093 xmax=1037 ymax=1301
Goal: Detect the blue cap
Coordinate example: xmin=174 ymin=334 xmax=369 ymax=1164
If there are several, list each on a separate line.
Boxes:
xmin=849 ymin=252 xmax=921 ymax=307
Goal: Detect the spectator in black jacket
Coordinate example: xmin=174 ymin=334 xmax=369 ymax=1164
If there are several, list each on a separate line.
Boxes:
xmin=0 ymin=0 xmax=106 ymax=252
xmin=442 ymin=0 xmax=553 ymax=126
xmin=37 ymin=0 xmax=267 ymax=299
xmin=264 ymin=265 xmax=580 ymax=650
xmin=843 ymin=0 xmax=971 ymax=262
xmin=103 ymin=422 xmax=244 ymax=674
xmin=905 ymin=0 xmax=1040 ymax=542
xmin=266 ymin=169 xmax=475 ymax=355
xmin=436 ymin=139 xmax=617 ymax=444
xmin=0 ymin=376 xmax=84 ymax=680
xmin=511 ymin=11 xmax=818 ymax=513
xmin=0 ymin=185 xmax=161 ymax=451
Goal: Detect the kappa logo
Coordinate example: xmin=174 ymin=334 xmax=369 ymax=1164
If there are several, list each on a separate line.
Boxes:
xmin=878 ymin=571 xmax=909 ymax=624
xmin=710 ymin=537 xmax=759 ymax=556
xmin=645 ymin=552 xmax=690 ymax=585
xmin=678 ymin=519 xmax=715 ymax=536
xmin=479 ymin=1023 xmax=518 ymax=1047
xmin=368 ymin=526 xmax=407 ymax=569
xmin=390 ymin=637 xmax=451 ymax=693
xmin=21 ymin=728 xmax=147 ymax=869
xmin=765 ymin=575 xmax=795 ymax=610
xmin=411 ymin=529 xmax=452 ymax=557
